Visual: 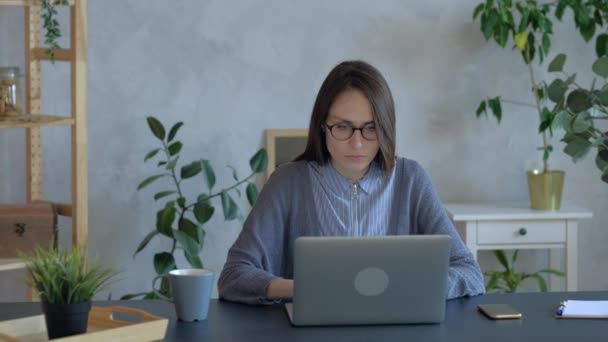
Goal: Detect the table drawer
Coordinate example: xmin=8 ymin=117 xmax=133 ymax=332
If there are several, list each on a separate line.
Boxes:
xmin=477 ymin=220 xmax=566 ymax=245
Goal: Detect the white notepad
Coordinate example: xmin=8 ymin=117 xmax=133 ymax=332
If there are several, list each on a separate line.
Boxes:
xmin=560 ymin=300 xmax=608 ymax=318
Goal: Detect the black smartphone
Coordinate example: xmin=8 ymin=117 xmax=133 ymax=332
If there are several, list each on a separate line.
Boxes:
xmin=478 ymin=304 xmax=522 ymax=320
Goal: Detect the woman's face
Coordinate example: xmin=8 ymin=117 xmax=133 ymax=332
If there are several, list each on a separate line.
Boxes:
xmin=325 ymin=88 xmax=379 ymax=181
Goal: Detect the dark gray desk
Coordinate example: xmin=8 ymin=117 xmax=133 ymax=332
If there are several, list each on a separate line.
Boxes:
xmin=1 ymin=292 xmax=607 ymax=341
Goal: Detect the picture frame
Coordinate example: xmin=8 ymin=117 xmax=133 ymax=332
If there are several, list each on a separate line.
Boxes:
xmin=265 ymin=129 xmax=308 ymax=180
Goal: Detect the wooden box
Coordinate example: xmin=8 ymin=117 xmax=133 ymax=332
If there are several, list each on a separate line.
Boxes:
xmin=0 ymin=204 xmax=57 ymax=258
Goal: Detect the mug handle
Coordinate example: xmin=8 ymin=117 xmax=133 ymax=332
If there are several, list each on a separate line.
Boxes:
xmin=152 ymin=274 xmax=171 ymax=301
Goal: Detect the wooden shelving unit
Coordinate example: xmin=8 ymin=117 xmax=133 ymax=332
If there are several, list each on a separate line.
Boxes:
xmin=0 ymin=0 xmax=88 ymax=280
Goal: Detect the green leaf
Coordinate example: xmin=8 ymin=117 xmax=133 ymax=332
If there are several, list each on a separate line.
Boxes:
xmin=571 ymin=111 xmax=592 ymax=134
xmin=530 ymin=274 xmax=548 ymax=292
xmin=221 ymin=192 xmax=239 ymax=220
xmin=547 ymin=79 xmax=567 ymax=103
xmin=510 ymin=249 xmax=519 ymax=267
xmin=548 ymin=53 xmax=566 ymax=72
xmin=246 ymin=183 xmax=258 ymax=206
xmin=514 ymin=31 xmax=527 ymax=50
xmin=173 ymin=230 xmax=199 ymax=257
xmin=194 ymin=201 xmax=214 ymax=224
xmin=551 ymin=110 xmax=571 ymax=132
xmin=166 ymin=157 xmax=179 ymax=171
xmin=250 ymin=149 xmax=269 ymax=173
xmin=597 ymin=34 xmax=608 ymax=58
xmin=541 ymin=34 xmax=551 ymax=55
xmin=483 ymin=10 xmax=499 ymax=41
xmin=177 ymin=197 xmax=186 ymax=208
xmin=475 ymin=100 xmax=487 ymax=118
xmin=488 ymin=97 xmax=502 ymax=123
xmin=144 ymin=149 xmax=160 ymax=162
xmin=137 ymin=174 xmax=165 ymax=191
xmin=596 ymin=148 xmax=608 ymax=172
xmin=201 ymin=160 xmax=216 ymax=190
xmin=156 ymin=202 xmax=176 ymax=237
xmin=134 ymin=230 xmax=159 ymax=257
xmin=518 ymin=10 xmax=530 ymax=34
xmin=146 ymin=117 xmax=165 ymax=141
xmin=154 ymin=191 xmax=176 ymax=201
xmin=167 ymin=122 xmax=184 ymax=142
xmin=563 ymin=136 xmax=592 ymax=163
xmin=184 ymin=251 xmax=203 ymax=269
xmin=592 ymin=56 xmax=608 ymax=78
xmin=153 ymin=252 xmax=176 ymax=275
xmin=158 ymin=161 xmax=167 ymax=167
xmin=493 ymin=250 xmax=510 ymax=271
xmin=168 ymin=142 xmax=183 ymax=156
xmin=227 ymin=165 xmax=239 ymax=181
xmin=599 ymin=85 xmax=608 ymax=106
xmin=539 ymin=107 xmax=552 ymax=133
xmin=473 ymin=3 xmax=485 ymax=20
xmin=181 ymin=161 xmax=202 ymax=179
xmin=536 ymin=269 xmax=566 ymax=277
xmin=567 ymin=90 xmax=593 ymax=113
xmin=179 ymin=218 xmax=200 ymax=244
xmin=485 ymin=272 xmax=502 ymax=292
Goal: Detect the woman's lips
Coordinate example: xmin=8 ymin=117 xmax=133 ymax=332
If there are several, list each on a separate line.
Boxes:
xmin=345 ymin=155 xmax=365 ymax=161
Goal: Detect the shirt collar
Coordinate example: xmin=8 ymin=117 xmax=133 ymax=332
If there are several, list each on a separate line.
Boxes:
xmin=313 ymin=159 xmax=384 ymax=195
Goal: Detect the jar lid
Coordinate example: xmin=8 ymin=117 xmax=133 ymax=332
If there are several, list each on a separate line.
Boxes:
xmin=0 ymin=67 xmax=21 ymax=79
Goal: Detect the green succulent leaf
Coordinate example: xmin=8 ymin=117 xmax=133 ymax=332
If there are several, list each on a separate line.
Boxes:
xmin=201 ymin=160 xmax=216 ymax=190
xmin=168 ymin=122 xmax=184 ymax=142
xmin=153 ymin=252 xmax=176 ymax=275
xmin=488 ymin=97 xmax=502 ymax=123
xmin=144 ymin=149 xmax=160 ymax=162
xmin=551 ymin=111 xmax=571 ymax=132
xmin=250 ymin=149 xmax=269 ymax=173
xmin=493 ymin=250 xmax=510 ymax=271
xmin=147 ymin=117 xmax=165 ymax=141
xmin=592 ymin=56 xmax=608 ymax=78
xmin=548 ymin=53 xmax=566 ymax=72
xmin=547 ymin=79 xmax=567 ymax=103
xmin=181 ymin=161 xmax=202 ymax=179
xmin=530 ymin=274 xmax=548 ymax=292
xmin=567 ymin=90 xmax=593 ymax=113
xmin=475 ymin=100 xmax=487 ymax=118
xmin=137 ymin=174 xmax=165 ymax=191
xmin=563 ymin=136 xmax=592 ymax=163
xmin=571 ymin=111 xmax=592 ymax=134
xmin=134 ymin=230 xmax=159 ymax=257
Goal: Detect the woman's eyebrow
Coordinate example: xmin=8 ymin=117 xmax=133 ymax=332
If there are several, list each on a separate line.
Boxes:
xmin=327 ymin=116 xmax=374 ymax=124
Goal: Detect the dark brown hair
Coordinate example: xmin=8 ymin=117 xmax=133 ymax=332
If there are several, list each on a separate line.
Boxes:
xmin=295 ymin=60 xmax=396 ymax=174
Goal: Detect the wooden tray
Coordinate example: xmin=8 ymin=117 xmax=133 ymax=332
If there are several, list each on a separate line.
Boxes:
xmin=0 ymin=306 xmax=168 ymax=342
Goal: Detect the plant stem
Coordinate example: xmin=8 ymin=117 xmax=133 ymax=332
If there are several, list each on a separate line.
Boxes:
xmin=185 ymin=171 xmax=257 ymax=210
xmin=525 ymin=43 xmax=550 ymax=172
xmin=161 ymin=141 xmax=185 ymax=256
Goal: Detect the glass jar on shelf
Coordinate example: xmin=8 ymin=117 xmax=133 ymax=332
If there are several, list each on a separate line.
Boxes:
xmin=0 ymin=66 xmax=23 ymax=117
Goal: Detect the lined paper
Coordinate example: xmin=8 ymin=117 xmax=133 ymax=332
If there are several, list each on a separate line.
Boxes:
xmin=561 ymin=300 xmax=608 ymax=318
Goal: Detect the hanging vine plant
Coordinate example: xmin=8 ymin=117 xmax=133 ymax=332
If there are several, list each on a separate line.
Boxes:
xmin=40 ymin=0 xmax=69 ymax=62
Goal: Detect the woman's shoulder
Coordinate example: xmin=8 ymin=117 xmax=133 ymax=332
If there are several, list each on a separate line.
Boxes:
xmin=394 ymin=156 xmax=426 ymax=176
xmin=266 ymin=160 xmax=310 ymax=186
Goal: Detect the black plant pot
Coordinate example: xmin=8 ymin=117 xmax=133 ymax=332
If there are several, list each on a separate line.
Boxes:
xmin=41 ymin=300 xmax=92 ymax=339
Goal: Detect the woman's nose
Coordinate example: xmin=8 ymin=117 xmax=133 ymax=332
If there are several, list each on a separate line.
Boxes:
xmin=349 ymin=130 xmax=363 ymax=148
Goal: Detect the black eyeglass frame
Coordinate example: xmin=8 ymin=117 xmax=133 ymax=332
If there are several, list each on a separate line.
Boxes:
xmin=324 ymin=123 xmax=378 ymax=141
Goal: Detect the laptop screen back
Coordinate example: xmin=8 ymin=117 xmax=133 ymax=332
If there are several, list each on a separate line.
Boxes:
xmin=289 ymin=235 xmax=450 ymax=326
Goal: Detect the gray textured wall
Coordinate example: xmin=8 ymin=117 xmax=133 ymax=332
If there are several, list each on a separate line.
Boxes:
xmin=0 ymin=0 xmax=606 ymax=300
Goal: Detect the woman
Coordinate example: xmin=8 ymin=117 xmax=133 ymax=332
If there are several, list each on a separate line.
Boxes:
xmin=218 ymin=60 xmax=485 ymax=304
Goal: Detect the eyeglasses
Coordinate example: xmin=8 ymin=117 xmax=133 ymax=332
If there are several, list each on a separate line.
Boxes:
xmin=325 ymin=123 xmax=377 ymax=141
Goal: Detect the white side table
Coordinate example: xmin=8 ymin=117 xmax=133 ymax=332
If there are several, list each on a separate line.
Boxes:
xmin=444 ymin=203 xmax=592 ymax=291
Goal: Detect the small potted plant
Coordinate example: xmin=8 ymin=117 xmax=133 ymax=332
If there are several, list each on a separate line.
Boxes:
xmin=21 ymin=244 xmax=116 ymax=339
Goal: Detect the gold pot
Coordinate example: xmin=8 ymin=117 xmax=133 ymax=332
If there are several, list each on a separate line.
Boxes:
xmin=527 ymin=170 xmax=565 ymax=211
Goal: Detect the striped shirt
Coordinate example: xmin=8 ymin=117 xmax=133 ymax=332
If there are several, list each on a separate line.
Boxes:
xmin=218 ymin=157 xmax=485 ymax=304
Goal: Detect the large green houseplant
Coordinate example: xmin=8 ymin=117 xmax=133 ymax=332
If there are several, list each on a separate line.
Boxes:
xmin=473 ymin=0 xmax=608 ymax=209
xmin=21 ymin=244 xmax=116 ymax=339
xmin=547 ymin=52 xmax=608 ymax=183
xmin=122 ymin=117 xmax=268 ymax=300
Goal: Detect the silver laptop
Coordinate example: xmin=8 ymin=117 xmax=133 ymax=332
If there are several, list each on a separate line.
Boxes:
xmin=285 ymin=235 xmax=451 ymax=326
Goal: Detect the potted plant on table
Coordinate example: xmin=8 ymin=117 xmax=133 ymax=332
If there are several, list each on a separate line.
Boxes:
xmin=473 ymin=0 xmax=608 ymax=210
xmin=21 ymin=244 xmax=116 ymax=339
xmin=121 ymin=117 xmax=268 ymax=300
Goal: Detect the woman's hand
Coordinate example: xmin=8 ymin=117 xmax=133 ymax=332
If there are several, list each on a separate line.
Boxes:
xmin=266 ymin=278 xmax=294 ymax=299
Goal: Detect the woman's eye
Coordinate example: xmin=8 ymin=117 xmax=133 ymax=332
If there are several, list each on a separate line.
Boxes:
xmin=336 ymin=123 xmax=351 ymax=130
